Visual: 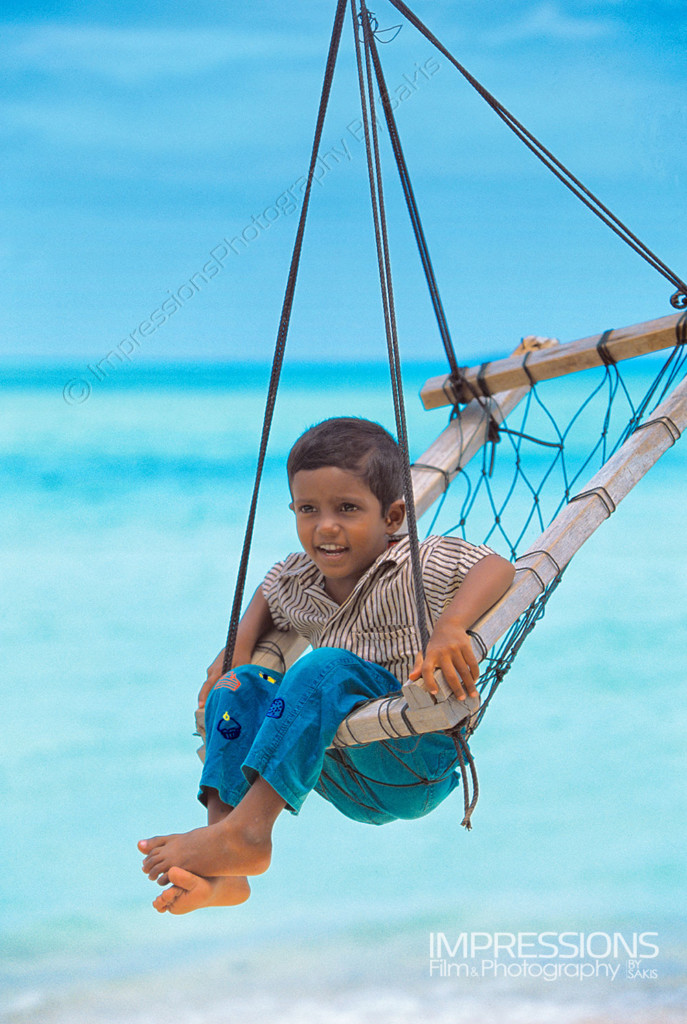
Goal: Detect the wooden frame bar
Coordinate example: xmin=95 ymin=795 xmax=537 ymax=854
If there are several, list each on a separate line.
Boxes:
xmin=421 ymin=312 xmax=685 ymax=410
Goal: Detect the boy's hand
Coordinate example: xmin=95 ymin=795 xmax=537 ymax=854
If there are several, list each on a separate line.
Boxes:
xmin=408 ymin=624 xmax=479 ymax=701
xmin=197 ymin=648 xmax=226 ymax=709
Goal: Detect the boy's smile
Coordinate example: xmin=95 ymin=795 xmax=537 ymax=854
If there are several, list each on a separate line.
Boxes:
xmin=290 ymin=466 xmax=405 ymax=604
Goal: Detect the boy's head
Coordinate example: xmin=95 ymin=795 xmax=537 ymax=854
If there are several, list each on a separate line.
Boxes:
xmin=287 ymin=417 xmax=404 ymax=514
xmin=287 ymin=419 xmax=406 ymax=601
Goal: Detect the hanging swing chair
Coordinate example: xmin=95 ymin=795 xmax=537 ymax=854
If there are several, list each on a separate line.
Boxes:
xmin=196 ymin=0 xmax=687 ymax=826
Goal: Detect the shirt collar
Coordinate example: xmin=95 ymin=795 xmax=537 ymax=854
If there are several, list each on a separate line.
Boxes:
xmin=281 ymin=534 xmax=412 ymax=595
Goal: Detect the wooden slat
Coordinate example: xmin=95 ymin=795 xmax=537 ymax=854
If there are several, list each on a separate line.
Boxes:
xmin=412 ymin=387 xmax=527 ymax=516
xmin=421 ymin=312 xmax=685 ymax=410
xmin=331 ymin=373 xmax=687 ymax=747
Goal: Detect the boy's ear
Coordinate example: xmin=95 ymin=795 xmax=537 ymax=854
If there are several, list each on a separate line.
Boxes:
xmin=288 ymin=501 xmax=295 ymax=512
xmin=385 ymin=499 xmax=406 ymax=533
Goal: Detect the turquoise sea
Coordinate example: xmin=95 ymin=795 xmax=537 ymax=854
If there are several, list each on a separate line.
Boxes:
xmin=2 ymin=358 xmax=686 ymax=1024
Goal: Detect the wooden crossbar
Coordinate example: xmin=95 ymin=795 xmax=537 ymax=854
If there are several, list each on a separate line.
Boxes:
xmin=421 ymin=312 xmax=685 ymax=410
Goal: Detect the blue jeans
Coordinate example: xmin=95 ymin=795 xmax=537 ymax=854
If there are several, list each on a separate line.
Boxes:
xmin=199 ymin=647 xmax=462 ymax=825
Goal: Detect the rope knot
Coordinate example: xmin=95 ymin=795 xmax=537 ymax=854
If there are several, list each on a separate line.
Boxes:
xmin=357 ymin=9 xmax=402 ymax=43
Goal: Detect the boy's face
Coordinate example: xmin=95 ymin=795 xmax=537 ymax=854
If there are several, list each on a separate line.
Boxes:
xmin=290 ymin=466 xmax=405 ymax=604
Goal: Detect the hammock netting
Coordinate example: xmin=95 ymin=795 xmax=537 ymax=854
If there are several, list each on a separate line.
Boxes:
xmin=423 ymin=327 xmax=686 ymax=730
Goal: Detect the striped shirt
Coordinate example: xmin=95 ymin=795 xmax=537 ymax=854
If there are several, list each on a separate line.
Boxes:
xmin=261 ymin=535 xmax=495 ymax=684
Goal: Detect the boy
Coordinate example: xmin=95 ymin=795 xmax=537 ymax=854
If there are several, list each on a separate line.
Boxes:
xmin=139 ymin=418 xmax=514 ymax=913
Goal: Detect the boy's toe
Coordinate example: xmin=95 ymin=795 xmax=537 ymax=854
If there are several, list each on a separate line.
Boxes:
xmin=142 ymin=855 xmax=163 ymax=878
xmin=139 ymin=835 xmax=163 ymax=852
xmin=142 ymin=849 xmax=163 ymax=870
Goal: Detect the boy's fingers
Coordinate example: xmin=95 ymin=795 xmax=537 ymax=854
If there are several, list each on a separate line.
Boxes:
xmin=456 ymin=656 xmax=479 ymax=698
xmin=439 ymin=651 xmax=479 ymax=700
xmin=200 ymin=648 xmax=226 ymax=698
xmin=198 ymin=647 xmax=227 ymax=706
xmin=437 ymin=658 xmax=467 ymax=700
xmin=421 ymin=659 xmax=440 ymax=695
xmin=411 ymin=646 xmax=479 ymax=698
xmin=409 ymin=652 xmax=438 ymax=691
xmin=450 ymin=645 xmax=479 ymax=690
xmin=410 ymin=653 xmax=439 ymax=694
xmin=462 ymin=657 xmax=480 ymax=694
xmin=462 ymin=673 xmax=479 ymax=699
xmin=466 ymin=643 xmax=480 ymax=681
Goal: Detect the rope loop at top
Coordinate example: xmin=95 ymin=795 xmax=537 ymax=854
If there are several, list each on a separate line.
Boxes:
xmin=356 ymin=9 xmax=403 ymax=42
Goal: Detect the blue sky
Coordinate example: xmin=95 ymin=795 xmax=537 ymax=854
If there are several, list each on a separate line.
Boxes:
xmin=3 ymin=0 xmax=685 ymax=366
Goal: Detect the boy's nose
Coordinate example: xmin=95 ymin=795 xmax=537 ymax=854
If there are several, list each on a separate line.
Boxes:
xmin=317 ymin=515 xmax=341 ymax=536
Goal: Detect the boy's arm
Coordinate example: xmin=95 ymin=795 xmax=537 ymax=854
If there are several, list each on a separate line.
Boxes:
xmin=408 ymin=553 xmax=515 ymax=701
xmin=197 ymin=586 xmax=275 ymax=709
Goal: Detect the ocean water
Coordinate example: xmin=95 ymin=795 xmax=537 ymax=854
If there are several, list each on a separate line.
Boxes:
xmin=2 ymin=359 xmax=686 ymax=1024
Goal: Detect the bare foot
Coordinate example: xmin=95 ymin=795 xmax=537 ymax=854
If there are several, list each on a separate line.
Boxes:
xmin=138 ymin=819 xmax=271 ymax=881
xmin=140 ymin=777 xmax=285 ymax=882
xmin=153 ymin=866 xmax=250 ymax=914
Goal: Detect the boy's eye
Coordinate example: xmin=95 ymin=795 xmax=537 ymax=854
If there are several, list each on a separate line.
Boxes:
xmin=297 ymin=504 xmax=316 ymax=514
xmin=341 ymin=503 xmax=359 ymax=512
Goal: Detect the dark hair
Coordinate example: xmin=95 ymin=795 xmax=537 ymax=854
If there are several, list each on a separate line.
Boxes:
xmin=287 ymin=417 xmax=404 ymax=513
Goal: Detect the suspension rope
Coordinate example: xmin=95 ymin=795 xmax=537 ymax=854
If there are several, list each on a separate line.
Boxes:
xmin=364 ymin=20 xmax=461 ymax=379
xmin=386 ymin=0 xmax=687 ymax=310
xmin=221 ymin=0 xmax=348 ymax=673
xmin=352 ymin=0 xmax=431 ymax=650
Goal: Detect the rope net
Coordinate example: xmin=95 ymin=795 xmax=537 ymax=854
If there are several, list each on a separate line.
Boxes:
xmin=422 ymin=322 xmax=687 ymax=730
